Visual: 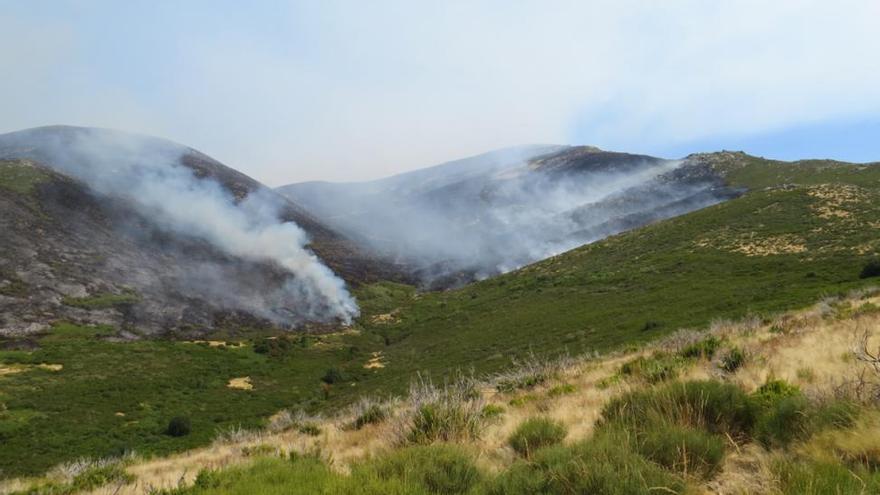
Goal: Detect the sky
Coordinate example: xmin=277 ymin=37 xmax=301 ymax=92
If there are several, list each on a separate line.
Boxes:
xmin=2 ymin=1 xmax=879 ymax=186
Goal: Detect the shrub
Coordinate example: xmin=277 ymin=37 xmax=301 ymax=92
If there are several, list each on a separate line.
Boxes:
xmin=401 ymin=375 xmax=485 ymax=444
xmin=773 ymin=458 xmax=880 ymax=495
xmin=353 ymin=403 xmax=388 ymax=430
xmin=679 ymin=336 xmax=723 ymax=360
xmin=635 ymin=424 xmax=726 ymax=479
xmin=320 ymin=367 xmax=346 ymax=385
xmin=252 ymin=336 xmax=295 ymax=357
xmin=641 ymin=320 xmax=663 ymax=332
xmin=361 ymin=444 xmax=481 ymax=494
xmin=601 ymin=380 xmax=756 ymax=438
xmin=720 ymin=347 xmax=746 ymax=372
xmin=547 ymin=383 xmax=576 ymax=397
xmin=859 ymin=259 xmax=880 ymax=279
xmin=166 ymin=416 xmax=192 ymax=437
xmin=481 ymin=404 xmax=505 ymax=420
xmin=755 ymin=394 xmax=811 ymax=448
xmin=619 ymin=353 xmax=688 ymax=384
xmin=508 ymin=417 xmax=567 ymax=457
xmin=488 ymin=431 xmax=686 ymax=495
xmin=298 ymin=423 xmax=322 ymax=436
xmin=493 ymin=352 xmax=571 ymax=393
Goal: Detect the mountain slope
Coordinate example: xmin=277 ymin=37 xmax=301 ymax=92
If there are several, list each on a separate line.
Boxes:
xmin=0 ymin=126 xmax=404 ymax=336
xmin=1 ymin=150 xmax=879 ymax=477
xmin=278 ymin=145 xmax=741 ymax=287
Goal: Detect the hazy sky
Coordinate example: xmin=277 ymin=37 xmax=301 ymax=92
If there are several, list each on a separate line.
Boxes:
xmin=3 ymin=1 xmax=879 ymax=185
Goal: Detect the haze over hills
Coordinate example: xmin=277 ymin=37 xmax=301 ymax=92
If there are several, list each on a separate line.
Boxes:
xmin=0 ymin=126 xmax=404 ymax=336
xmin=278 ymin=145 xmax=743 ymax=287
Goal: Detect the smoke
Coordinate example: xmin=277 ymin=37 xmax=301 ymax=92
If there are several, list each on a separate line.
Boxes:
xmin=282 ymin=147 xmax=735 ymax=286
xmin=16 ymin=127 xmax=359 ymax=325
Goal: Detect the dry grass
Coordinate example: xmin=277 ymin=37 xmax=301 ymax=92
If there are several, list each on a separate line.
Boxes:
xmin=5 ymin=291 xmax=880 ymax=495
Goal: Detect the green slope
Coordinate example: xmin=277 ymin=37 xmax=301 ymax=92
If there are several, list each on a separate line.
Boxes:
xmin=2 ymin=153 xmax=880 ymax=476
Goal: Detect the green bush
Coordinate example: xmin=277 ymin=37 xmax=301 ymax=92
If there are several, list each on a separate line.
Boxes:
xmin=481 ymin=404 xmax=505 ymax=420
xmin=488 ymin=431 xmax=686 ymax=495
xmin=859 ymin=259 xmax=880 ymax=279
xmin=773 ymin=458 xmax=880 ymax=495
xmin=361 ymin=444 xmax=481 ymax=494
xmin=679 ymin=336 xmax=723 ymax=359
xmin=720 ymin=347 xmax=746 ymax=372
xmin=353 ymin=403 xmax=388 ymax=430
xmin=619 ymin=353 xmax=688 ymax=383
xmin=601 ymin=380 xmax=756 ymax=439
xmin=320 ymin=368 xmax=347 ymax=385
xmin=252 ymin=336 xmax=295 ymax=357
xmin=755 ymin=394 xmax=811 ymax=448
xmin=635 ymin=424 xmax=725 ymax=479
xmin=508 ymin=417 xmax=567 ymax=457
xmin=166 ymin=416 xmax=192 ymax=437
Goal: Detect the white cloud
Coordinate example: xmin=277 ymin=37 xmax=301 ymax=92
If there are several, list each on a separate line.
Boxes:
xmin=1 ymin=1 xmax=878 ymax=184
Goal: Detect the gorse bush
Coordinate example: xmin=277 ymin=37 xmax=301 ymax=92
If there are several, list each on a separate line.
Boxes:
xmin=634 ymin=424 xmax=725 ymax=479
xmin=488 ymin=430 xmax=687 ymax=495
xmin=859 ymin=259 xmax=880 ymax=279
xmin=679 ymin=336 xmax=723 ymax=359
xmin=601 ymin=380 xmax=756 ymax=438
xmin=361 ymin=444 xmax=481 ymax=494
xmin=720 ymin=347 xmax=746 ymax=372
xmin=618 ymin=353 xmax=688 ymax=384
xmin=508 ymin=417 xmax=567 ymax=457
xmin=400 ymin=374 xmax=485 ymax=444
xmin=166 ymin=416 xmax=192 ymax=437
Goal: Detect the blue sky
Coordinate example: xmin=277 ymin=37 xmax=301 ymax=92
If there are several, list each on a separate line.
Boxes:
xmin=2 ymin=1 xmax=879 ymax=184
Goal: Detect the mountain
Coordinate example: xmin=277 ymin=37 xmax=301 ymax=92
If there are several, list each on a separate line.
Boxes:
xmin=278 ymin=145 xmax=743 ymax=287
xmin=0 ymin=126 xmax=404 ymax=337
xmin=2 ymin=144 xmax=880 ymax=478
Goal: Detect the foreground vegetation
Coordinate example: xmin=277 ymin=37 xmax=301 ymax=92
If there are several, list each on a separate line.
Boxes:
xmin=8 ymin=289 xmax=877 ymax=494
xmin=2 ymin=154 xmax=880 ymax=478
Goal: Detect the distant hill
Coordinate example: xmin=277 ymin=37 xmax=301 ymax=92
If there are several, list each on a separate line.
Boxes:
xmin=278 ymin=145 xmax=743 ymax=287
xmin=0 ymin=126 xmax=404 ymax=337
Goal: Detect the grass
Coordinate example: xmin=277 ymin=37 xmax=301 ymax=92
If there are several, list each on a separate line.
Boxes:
xmin=508 ymin=417 xmax=567 ymax=457
xmin=3 ymin=155 xmax=880 ymax=477
xmin=0 ymin=160 xmax=51 ymax=195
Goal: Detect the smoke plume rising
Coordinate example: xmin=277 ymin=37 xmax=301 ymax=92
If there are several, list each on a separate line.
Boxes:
xmin=8 ymin=127 xmax=359 ymax=325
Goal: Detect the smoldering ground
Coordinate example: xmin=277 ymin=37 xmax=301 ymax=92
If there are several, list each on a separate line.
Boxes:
xmin=280 ymin=146 xmax=738 ymax=287
xmin=0 ymin=126 xmax=358 ymax=326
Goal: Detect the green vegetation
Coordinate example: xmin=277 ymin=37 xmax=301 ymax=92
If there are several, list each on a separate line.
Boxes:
xmin=508 ymin=417 xmax=567 ymax=457
xmin=0 ymin=160 xmax=51 ymax=195
xmin=61 ymin=291 xmax=140 ymax=309
xmin=861 ymin=259 xmax=880 ymax=279
xmin=720 ymin=347 xmax=746 ymax=373
xmin=166 ymin=416 xmax=192 ymax=437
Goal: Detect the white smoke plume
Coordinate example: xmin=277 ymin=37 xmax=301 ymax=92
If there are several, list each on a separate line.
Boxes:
xmin=21 ymin=127 xmax=359 ymax=324
xmin=280 ymin=146 xmax=736 ymax=286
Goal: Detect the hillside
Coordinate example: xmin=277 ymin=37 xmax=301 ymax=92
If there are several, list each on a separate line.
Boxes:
xmin=278 ymin=145 xmax=741 ymax=287
xmin=5 ymin=289 xmax=880 ymax=494
xmin=0 ymin=126 xmax=404 ymax=336
xmin=1 ymin=149 xmax=878 ymax=478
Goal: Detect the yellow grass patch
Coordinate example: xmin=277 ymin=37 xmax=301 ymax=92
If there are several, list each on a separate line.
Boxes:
xmin=363 ymin=352 xmax=386 ymax=369
xmin=227 ymin=377 xmax=253 ymax=390
xmin=0 ymin=363 xmax=62 ymax=376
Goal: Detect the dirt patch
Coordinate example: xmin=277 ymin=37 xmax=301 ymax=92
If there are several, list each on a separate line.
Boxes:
xmin=807 ymin=184 xmax=867 ymax=220
xmin=0 ymin=363 xmax=62 ymax=376
xmin=186 ymin=340 xmax=243 ymax=348
xmin=363 ymin=352 xmax=386 ymax=369
xmin=370 ymin=310 xmax=400 ymax=325
xmin=732 ymin=234 xmax=808 ymax=256
xmin=227 ymin=377 xmax=253 ymax=390
xmin=0 ymin=365 xmax=27 ymax=376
